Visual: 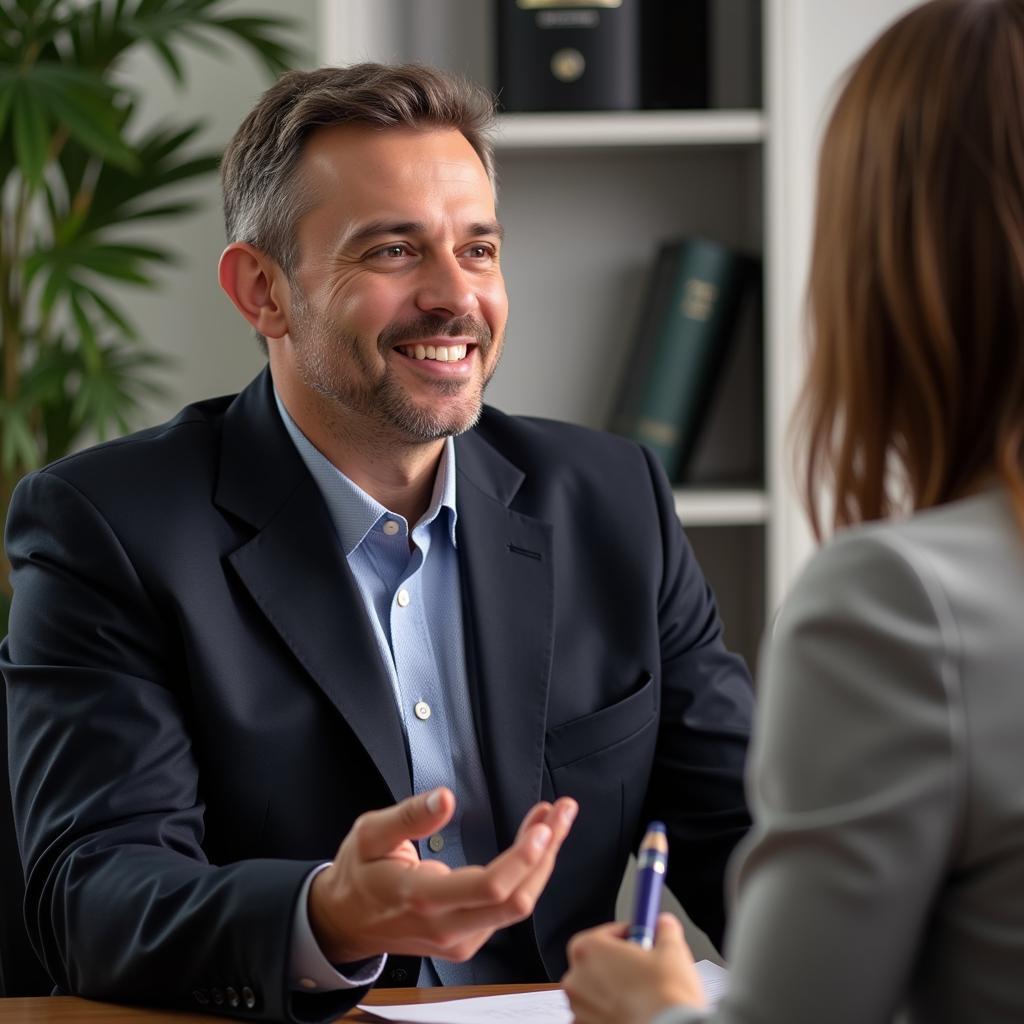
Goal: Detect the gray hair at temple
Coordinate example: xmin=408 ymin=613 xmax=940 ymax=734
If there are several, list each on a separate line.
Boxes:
xmin=220 ymin=62 xmax=499 ymax=280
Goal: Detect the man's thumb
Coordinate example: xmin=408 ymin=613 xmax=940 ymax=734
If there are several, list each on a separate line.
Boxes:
xmin=356 ymin=787 xmax=455 ymax=858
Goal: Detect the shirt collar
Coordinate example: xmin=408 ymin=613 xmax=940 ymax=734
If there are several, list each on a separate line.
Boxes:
xmin=273 ymin=387 xmax=458 ymax=556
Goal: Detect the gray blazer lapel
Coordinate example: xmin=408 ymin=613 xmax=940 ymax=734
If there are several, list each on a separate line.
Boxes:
xmin=455 ymin=430 xmax=554 ymax=848
xmin=214 ymin=371 xmax=412 ymax=804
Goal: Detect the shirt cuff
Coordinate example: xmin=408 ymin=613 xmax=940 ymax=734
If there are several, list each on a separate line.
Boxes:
xmin=289 ymin=863 xmax=387 ymax=992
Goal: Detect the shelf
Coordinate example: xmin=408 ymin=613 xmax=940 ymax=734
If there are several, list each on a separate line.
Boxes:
xmin=673 ymin=488 xmax=770 ymax=527
xmin=494 ymin=110 xmax=766 ymax=150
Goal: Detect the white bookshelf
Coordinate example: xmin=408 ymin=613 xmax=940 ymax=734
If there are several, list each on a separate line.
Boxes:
xmin=320 ymin=0 xmax=770 ymax=667
xmin=674 ymin=489 xmax=771 ymax=527
xmin=495 ymin=110 xmax=766 ymax=150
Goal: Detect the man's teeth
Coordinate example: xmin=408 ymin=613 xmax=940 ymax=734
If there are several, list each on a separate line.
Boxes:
xmin=402 ymin=343 xmax=468 ymax=362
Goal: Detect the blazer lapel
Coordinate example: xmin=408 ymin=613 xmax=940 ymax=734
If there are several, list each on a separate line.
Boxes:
xmin=455 ymin=428 xmax=554 ymax=848
xmin=214 ymin=370 xmax=412 ymax=804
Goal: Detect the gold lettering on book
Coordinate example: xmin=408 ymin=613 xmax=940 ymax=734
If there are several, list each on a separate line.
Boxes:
xmin=635 ymin=419 xmax=678 ymax=446
xmin=682 ymin=279 xmax=717 ymax=321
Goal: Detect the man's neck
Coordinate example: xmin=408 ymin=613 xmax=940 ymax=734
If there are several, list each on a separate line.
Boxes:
xmin=275 ymin=383 xmax=445 ymax=526
xmin=338 ymin=444 xmax=443 ymax=527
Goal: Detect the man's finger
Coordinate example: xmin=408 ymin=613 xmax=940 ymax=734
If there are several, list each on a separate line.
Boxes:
xmin=404 ymin=797 xmax=577 ymax=915
xmin=474 ymin=798 xmax=577 ymax=921
xmin=403 ymin=821 xmax=552 ymax=911
xmin=513 ymin=801 xmax=552 ymax=841
xmin=355 ymin=787 xmax=456 ymax=860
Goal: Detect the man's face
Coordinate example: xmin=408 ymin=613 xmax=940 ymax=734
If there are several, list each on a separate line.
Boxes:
xmin=277 ymin=124 xmax=508 ymax=444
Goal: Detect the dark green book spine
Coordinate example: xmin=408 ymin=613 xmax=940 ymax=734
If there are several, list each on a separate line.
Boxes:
xmin=611 ymin=238 xmax=753 ymax=482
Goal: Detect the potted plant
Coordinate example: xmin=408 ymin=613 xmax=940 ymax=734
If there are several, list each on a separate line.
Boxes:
xmin=0 ymin=0 xmax=299 ymax=631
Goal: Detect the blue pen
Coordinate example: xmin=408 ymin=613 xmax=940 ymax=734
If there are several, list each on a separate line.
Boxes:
xmin=627 ymin=821 xmax=668 ymax=949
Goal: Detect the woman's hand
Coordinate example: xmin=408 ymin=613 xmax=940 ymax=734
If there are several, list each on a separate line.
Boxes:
xmin=563 ymin=913 xmax=707 ymax=1024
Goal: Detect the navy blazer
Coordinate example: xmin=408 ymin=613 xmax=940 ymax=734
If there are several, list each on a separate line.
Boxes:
xmin=2 ymin=368 xmax=753 ymax=1021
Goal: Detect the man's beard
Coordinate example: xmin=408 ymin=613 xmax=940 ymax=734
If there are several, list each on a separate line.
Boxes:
xmin=289 ymin=290 xmax=500 ymax=443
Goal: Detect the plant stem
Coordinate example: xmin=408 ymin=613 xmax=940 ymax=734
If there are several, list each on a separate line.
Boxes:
xmin=0 ymin=467 xmax=12 ymax=604
xmin=5 ymin=179 xmax=30 ymax=405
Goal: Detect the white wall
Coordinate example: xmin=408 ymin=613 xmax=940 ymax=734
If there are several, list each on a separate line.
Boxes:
xmin=112 ymin=0 xmax=317 ymax=427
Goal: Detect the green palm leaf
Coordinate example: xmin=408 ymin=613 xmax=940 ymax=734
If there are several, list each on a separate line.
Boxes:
xmin=70 ymin=340 xmax=169 ymax=441
xmin=0 ymin=0 xmax=300 ymax=604
xmin=0 ymin=399 xmax=41 ymax=475
xmin=11 ymin=83 xmax=50 ymax=184
xmin=75 ymin=122 xmax=221 ymax=234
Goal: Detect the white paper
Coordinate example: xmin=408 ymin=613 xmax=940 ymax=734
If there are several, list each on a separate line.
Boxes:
xmin=697 ymin=959 xmax=729 ymax=1005
xmin=360 ymin=987 xmax=572 ymax=1023
xmin=358 ymin=959 xmax=728 ymax=1023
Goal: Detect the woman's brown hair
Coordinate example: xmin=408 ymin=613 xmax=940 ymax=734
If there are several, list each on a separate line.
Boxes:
xmin=796 ymin=0 xmax=1024 ymax=539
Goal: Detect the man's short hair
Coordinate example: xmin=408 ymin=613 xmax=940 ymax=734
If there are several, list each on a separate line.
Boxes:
xmin=221 ymin=62 xmax=498 ymax=281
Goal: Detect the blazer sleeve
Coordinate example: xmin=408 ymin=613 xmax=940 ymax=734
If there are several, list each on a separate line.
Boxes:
xmin=1 ymin=469 xmax=367 ymax=1022
xmin=699 ymin=531 xmax=964 ymax=1024
xmin=639 ymin=446 xmax=755 ymax=951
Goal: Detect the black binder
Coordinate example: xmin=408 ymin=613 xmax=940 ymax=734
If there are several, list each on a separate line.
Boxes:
xmin=496 ymin=0 xmax=641 ymax=112
xmin=641 ymin=0 xmax=709 ymax=110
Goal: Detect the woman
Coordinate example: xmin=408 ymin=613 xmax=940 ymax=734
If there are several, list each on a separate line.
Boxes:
xmin=563 ymin=1 xmax=1024 ymax=1022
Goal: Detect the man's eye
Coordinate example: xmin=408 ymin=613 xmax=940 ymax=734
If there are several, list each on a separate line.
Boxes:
xmin=377 ymin=245 xmax=408 ymax=258
xmin=466 ymin=245 xmax=495 ymax=259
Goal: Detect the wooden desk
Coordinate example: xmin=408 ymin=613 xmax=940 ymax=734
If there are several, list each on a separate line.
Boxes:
xmin=0 ymin=984 xmax=560 ymax=1022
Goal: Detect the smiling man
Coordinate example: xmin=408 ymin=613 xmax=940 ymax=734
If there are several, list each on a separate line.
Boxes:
xmin=1 ymin=65 xmax=754 ymax=1023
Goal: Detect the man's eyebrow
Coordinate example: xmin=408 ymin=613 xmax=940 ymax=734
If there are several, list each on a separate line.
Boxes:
xmin=470 ymin=221 xmax=505 ymax=241
xmin=345 ymin=221 xmax=424 ymax=247
xmin=343 ymin=219 xmax=505 ymax=249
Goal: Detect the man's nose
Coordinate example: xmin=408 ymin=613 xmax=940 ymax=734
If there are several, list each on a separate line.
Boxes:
xmin=414 ymin=254 xmax=476 ymax=318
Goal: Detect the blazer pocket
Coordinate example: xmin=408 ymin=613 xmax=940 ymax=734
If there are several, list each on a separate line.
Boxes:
xmin=545 ymin=672 xmax=656 ymax=771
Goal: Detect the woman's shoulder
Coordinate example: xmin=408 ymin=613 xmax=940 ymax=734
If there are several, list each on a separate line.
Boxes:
xmin=790 ymin=487 xmax=1017 ymax=621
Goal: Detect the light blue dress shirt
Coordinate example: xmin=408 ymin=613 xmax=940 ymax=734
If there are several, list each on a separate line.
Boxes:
xmin=274 ymin=392 xmax=498 ymax=990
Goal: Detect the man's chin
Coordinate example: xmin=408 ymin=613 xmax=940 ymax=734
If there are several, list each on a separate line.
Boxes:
xmin=385 ymin=399 xmax=483 ymax=443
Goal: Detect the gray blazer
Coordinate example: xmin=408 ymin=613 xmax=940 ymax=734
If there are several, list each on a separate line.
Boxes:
xmin=656 ymin=487 xmax=1024 ymax=1024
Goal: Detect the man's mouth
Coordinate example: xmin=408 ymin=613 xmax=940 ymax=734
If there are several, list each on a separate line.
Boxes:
xmin=393 ymin=342 xmax=472 ymax=362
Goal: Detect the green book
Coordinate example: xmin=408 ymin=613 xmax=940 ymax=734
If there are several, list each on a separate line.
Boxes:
xmin=610 ymin=237 xmax=755 ymax=482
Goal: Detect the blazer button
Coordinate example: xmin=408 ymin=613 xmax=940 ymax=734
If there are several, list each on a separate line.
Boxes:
xmin=226 ymin=986 xmax=240 ymax=1008
xmin=242 ymin=986 xmax=257 ymax=1009
xmin=388 ymin=967 xmax=408 ymax=983
xmin=192 ymin=990 xmax=209 ymax=1006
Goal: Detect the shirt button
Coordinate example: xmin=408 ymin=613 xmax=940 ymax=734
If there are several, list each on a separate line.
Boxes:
xmin=428 ymin=833 xmax=445 ymax=853
xmin=414 ymin=701 xmax=431 ymax=721
xmin=298 ymin=978 xmax=317 ymax=990
xmin=397 ymin=588 xmax=411 ymax=607
xmin=383 ymin=520 xmax=400 ymax=536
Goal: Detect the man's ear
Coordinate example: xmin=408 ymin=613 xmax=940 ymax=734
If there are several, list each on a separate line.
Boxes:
xmin=218 ymin=242 xmax=291 ymax=340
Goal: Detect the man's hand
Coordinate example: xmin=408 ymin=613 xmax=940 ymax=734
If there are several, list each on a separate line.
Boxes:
xmin=562 ymin=913 xmax=706 ymax=1024
xmin=308 ymin=787 xmax=577 ymax=964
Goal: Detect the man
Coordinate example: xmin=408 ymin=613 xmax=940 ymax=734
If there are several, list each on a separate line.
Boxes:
xmin=1 ymin=64 xmax=753 ymax=1021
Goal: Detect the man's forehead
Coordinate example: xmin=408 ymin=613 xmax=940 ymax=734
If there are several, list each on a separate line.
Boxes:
xmin=301 ymin=123 xmax=490 ymax=189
